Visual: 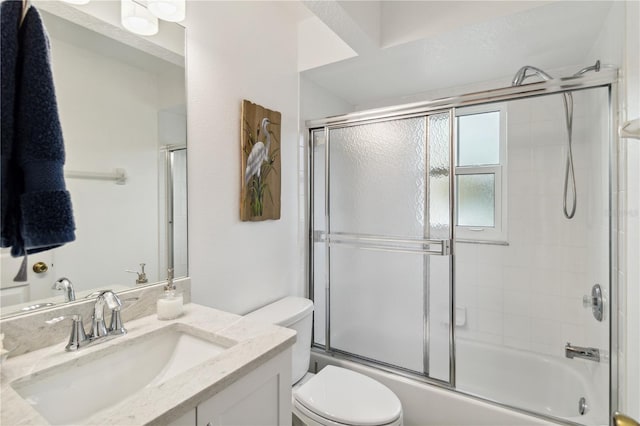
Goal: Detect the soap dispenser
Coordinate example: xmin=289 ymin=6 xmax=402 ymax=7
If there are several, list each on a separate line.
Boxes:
xmin=157 ymin=268 xmax=183 ymax=320
xmin=126 ymin=263 xmax=148 ymax=285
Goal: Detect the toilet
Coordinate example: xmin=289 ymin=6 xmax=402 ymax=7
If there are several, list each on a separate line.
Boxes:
xmin=245 ymin=297 xmax=403 ymax=426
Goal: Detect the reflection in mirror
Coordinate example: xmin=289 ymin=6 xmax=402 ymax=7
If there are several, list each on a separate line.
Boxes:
xmin=0 ymin=3 xmax=186 ymax=318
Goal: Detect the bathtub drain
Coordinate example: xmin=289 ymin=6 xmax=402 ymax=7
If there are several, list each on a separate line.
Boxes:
xmin=579 ymin=397 xmax=588 ymax=415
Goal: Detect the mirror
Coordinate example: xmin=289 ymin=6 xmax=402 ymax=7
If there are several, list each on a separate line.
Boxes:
xmin=0 ymin=2 xmax=187 ymax=318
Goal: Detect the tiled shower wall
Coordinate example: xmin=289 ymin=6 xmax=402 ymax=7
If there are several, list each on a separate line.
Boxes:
xmin=455 ymin=88 xmax=610 ymax=359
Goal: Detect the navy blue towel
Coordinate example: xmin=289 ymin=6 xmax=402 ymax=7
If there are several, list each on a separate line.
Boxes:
xmin=1 ymin=0 xmax=75 ymax=257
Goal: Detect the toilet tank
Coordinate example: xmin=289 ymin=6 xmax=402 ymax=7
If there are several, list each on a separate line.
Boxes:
xmin=245 ymin=297 xmax=313 ymax=384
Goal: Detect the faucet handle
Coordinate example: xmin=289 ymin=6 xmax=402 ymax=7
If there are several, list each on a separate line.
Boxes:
xmin=109 ymin=310 xmax=127 ymax=335
xmin=108 ymin=296 xmax=136 ymax=336
xmin=46 ymin=314 xmax=88 ymax=351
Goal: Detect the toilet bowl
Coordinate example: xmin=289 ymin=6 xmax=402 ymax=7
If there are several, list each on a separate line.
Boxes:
xmin=245 ymin=297 xmax=403 ymax=426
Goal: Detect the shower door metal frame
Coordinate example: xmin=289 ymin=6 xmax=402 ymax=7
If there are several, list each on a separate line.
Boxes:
xmin=307 ymin=68 xmax=619 ymax=426
xmin=313 ymin=113 xmax=455 ymax=385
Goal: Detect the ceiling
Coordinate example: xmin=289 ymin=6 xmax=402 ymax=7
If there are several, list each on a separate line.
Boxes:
xmin=300 ymin=1 xmax=615 ymax=107
xmin=41 ymin=10 xmax=184 ymax=76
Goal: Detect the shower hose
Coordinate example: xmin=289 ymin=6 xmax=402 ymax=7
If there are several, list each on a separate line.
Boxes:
xmin=561 ymin=92 xmax=577 ymax=219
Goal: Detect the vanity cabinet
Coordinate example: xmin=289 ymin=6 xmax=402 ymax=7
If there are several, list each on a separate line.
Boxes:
xmin=168 ymin=349 xmax=292 ymax=426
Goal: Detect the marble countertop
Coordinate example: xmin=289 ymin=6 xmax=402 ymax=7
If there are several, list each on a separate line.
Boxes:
xmin=0 ymin=303 xmax=296 ymax=425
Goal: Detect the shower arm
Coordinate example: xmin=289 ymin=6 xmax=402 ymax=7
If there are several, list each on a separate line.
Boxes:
xmin=511 ymin=65 xmax=553 ymax=86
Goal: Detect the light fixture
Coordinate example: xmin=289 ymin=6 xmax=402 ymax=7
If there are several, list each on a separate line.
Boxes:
xmin=147 ymin=0 xmax=185 ymax=23
xmin=121 ymin=0 xmax=158 ymax=36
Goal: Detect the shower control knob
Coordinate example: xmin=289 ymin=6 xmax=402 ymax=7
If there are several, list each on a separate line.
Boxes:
xmin=582 ymin=283 xmax=603 ymax=322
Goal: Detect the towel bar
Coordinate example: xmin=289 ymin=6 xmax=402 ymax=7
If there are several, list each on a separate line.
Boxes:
xmin=64 ymin=168 xmax=127 ymax=185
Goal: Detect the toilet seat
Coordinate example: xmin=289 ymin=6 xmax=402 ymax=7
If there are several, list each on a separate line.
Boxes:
xmin=293 ymin=366 xmax=402 ymax=426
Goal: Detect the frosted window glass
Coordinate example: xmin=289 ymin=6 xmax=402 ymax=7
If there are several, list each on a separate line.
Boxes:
xmin=313 ymin=242 xmax=326 ymax=346
xmin=312 ymin=130 xmax=326 ymax=232
xmin=427 ymin=112 xmax=451 ymax=382
xmin=428 ymin=113 xmax=451 ymax=240
xmin=428 ymin=255 xmax=450 ymax=382
xmin=312 ymin=130 xmax=327 ymax=347
xmin=457 ymin=112 xmax=500 ymax=166
xmin=457 ymin=174 xmax=495 ymax=227
xmin=329 ymin=117 xmax=426 ymax=238
xmin=330 ymin=246 xmax=424 ymax=373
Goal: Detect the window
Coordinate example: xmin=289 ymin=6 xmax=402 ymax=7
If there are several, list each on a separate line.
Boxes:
xmin=455 ymin=104 xmax=507 ymax=243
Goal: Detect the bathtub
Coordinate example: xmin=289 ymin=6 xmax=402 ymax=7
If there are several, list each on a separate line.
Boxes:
xmin=456 ymin=339 xmax=608 ymax=425
xmin=310 ymin=339 xmax=608 ymax=426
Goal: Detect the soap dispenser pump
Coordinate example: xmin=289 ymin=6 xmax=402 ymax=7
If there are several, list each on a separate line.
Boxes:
xmin=157 ymin=268 xmax=183 ymax=320
xmin=126 ymin=263 xmax=148 ymax=285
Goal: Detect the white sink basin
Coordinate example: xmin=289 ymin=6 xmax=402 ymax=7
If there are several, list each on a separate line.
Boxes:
xmin=11 ymin=325 xmax=232 ymax=425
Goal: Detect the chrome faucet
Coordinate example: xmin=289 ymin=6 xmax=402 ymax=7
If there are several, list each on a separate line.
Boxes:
xmin=565 ymin=342 xmax=600 ymax=362
xmin=90 ymin=290 xmax=123 ymax=339
xmin=52 ymin=277 xmax=75 ymax=301
xmin=47 ymin=290 xmax=127 ymax=352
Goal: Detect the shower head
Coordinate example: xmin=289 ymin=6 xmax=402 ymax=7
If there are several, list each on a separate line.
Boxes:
xmin=573 ymin=60 xmax=601 ymax=77
xmin=511 ymin=65 xmax=554 ymax=86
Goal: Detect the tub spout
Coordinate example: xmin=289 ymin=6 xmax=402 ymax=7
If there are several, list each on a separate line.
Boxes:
xmin=565 ymin=342 xmax=600 ymax=362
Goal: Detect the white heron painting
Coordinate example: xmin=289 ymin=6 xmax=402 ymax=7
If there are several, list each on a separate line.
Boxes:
xmin=240 ymin=100 xmax=281 ymax=221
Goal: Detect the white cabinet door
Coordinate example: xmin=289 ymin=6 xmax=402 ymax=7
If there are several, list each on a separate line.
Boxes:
xmin=167 ymin=408 xmax=197 ymax=426
xmin=197 ymin=349 xmax=292 ymax=426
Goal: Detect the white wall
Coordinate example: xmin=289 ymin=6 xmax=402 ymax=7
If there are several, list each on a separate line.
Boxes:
xmin=298 ymin=17 xmax=356 ymax=72
xmin=300 ymin=76 xmax=354 ymax=122
xmin=186 ymin=1 xmax=301 ymax=315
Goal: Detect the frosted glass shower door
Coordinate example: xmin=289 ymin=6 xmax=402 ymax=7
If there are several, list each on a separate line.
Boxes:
xmin=324 ymin=114 xmax=452 ymax=382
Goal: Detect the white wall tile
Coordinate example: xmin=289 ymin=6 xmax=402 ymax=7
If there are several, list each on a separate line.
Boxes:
xmin=477 ymin=286 xmax=503 ymax=312
xmin=503 ymin=290 xmax=531 ymax=316
xmin=478 ymin=309 xmax=504 ymax=335
xmin=503 ymin=314 xmax=531 ymax=339
xmin=502 ymin=266 xmax=532 ymax=292
xmin=530 ymin=318 xmax=562 ymax=347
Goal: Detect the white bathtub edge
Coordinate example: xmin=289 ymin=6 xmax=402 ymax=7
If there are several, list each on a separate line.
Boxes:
xmin=310 ymin=350 xmax=567 ymax=426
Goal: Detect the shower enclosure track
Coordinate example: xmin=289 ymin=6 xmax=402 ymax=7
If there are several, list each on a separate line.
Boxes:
xmin=306 ymin=69 xmax=617 ymax=128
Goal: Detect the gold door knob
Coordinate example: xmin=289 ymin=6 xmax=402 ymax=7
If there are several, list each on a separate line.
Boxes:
xmin=32 ymin=262 xmax=49 ymax=274
xmin=614 ymin=413 xmax=640 ymax=426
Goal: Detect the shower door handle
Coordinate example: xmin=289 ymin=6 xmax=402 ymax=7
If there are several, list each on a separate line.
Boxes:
xmin=325 ymin=233 xmax=452 ymax=256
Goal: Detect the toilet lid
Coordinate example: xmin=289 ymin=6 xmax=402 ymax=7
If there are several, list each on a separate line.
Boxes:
xmin=294 ymin=366 xmax=402 ymax=426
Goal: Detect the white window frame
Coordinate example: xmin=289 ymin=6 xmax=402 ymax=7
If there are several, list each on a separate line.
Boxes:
xmin=454 ymin=103 xmax=508 ymax=244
